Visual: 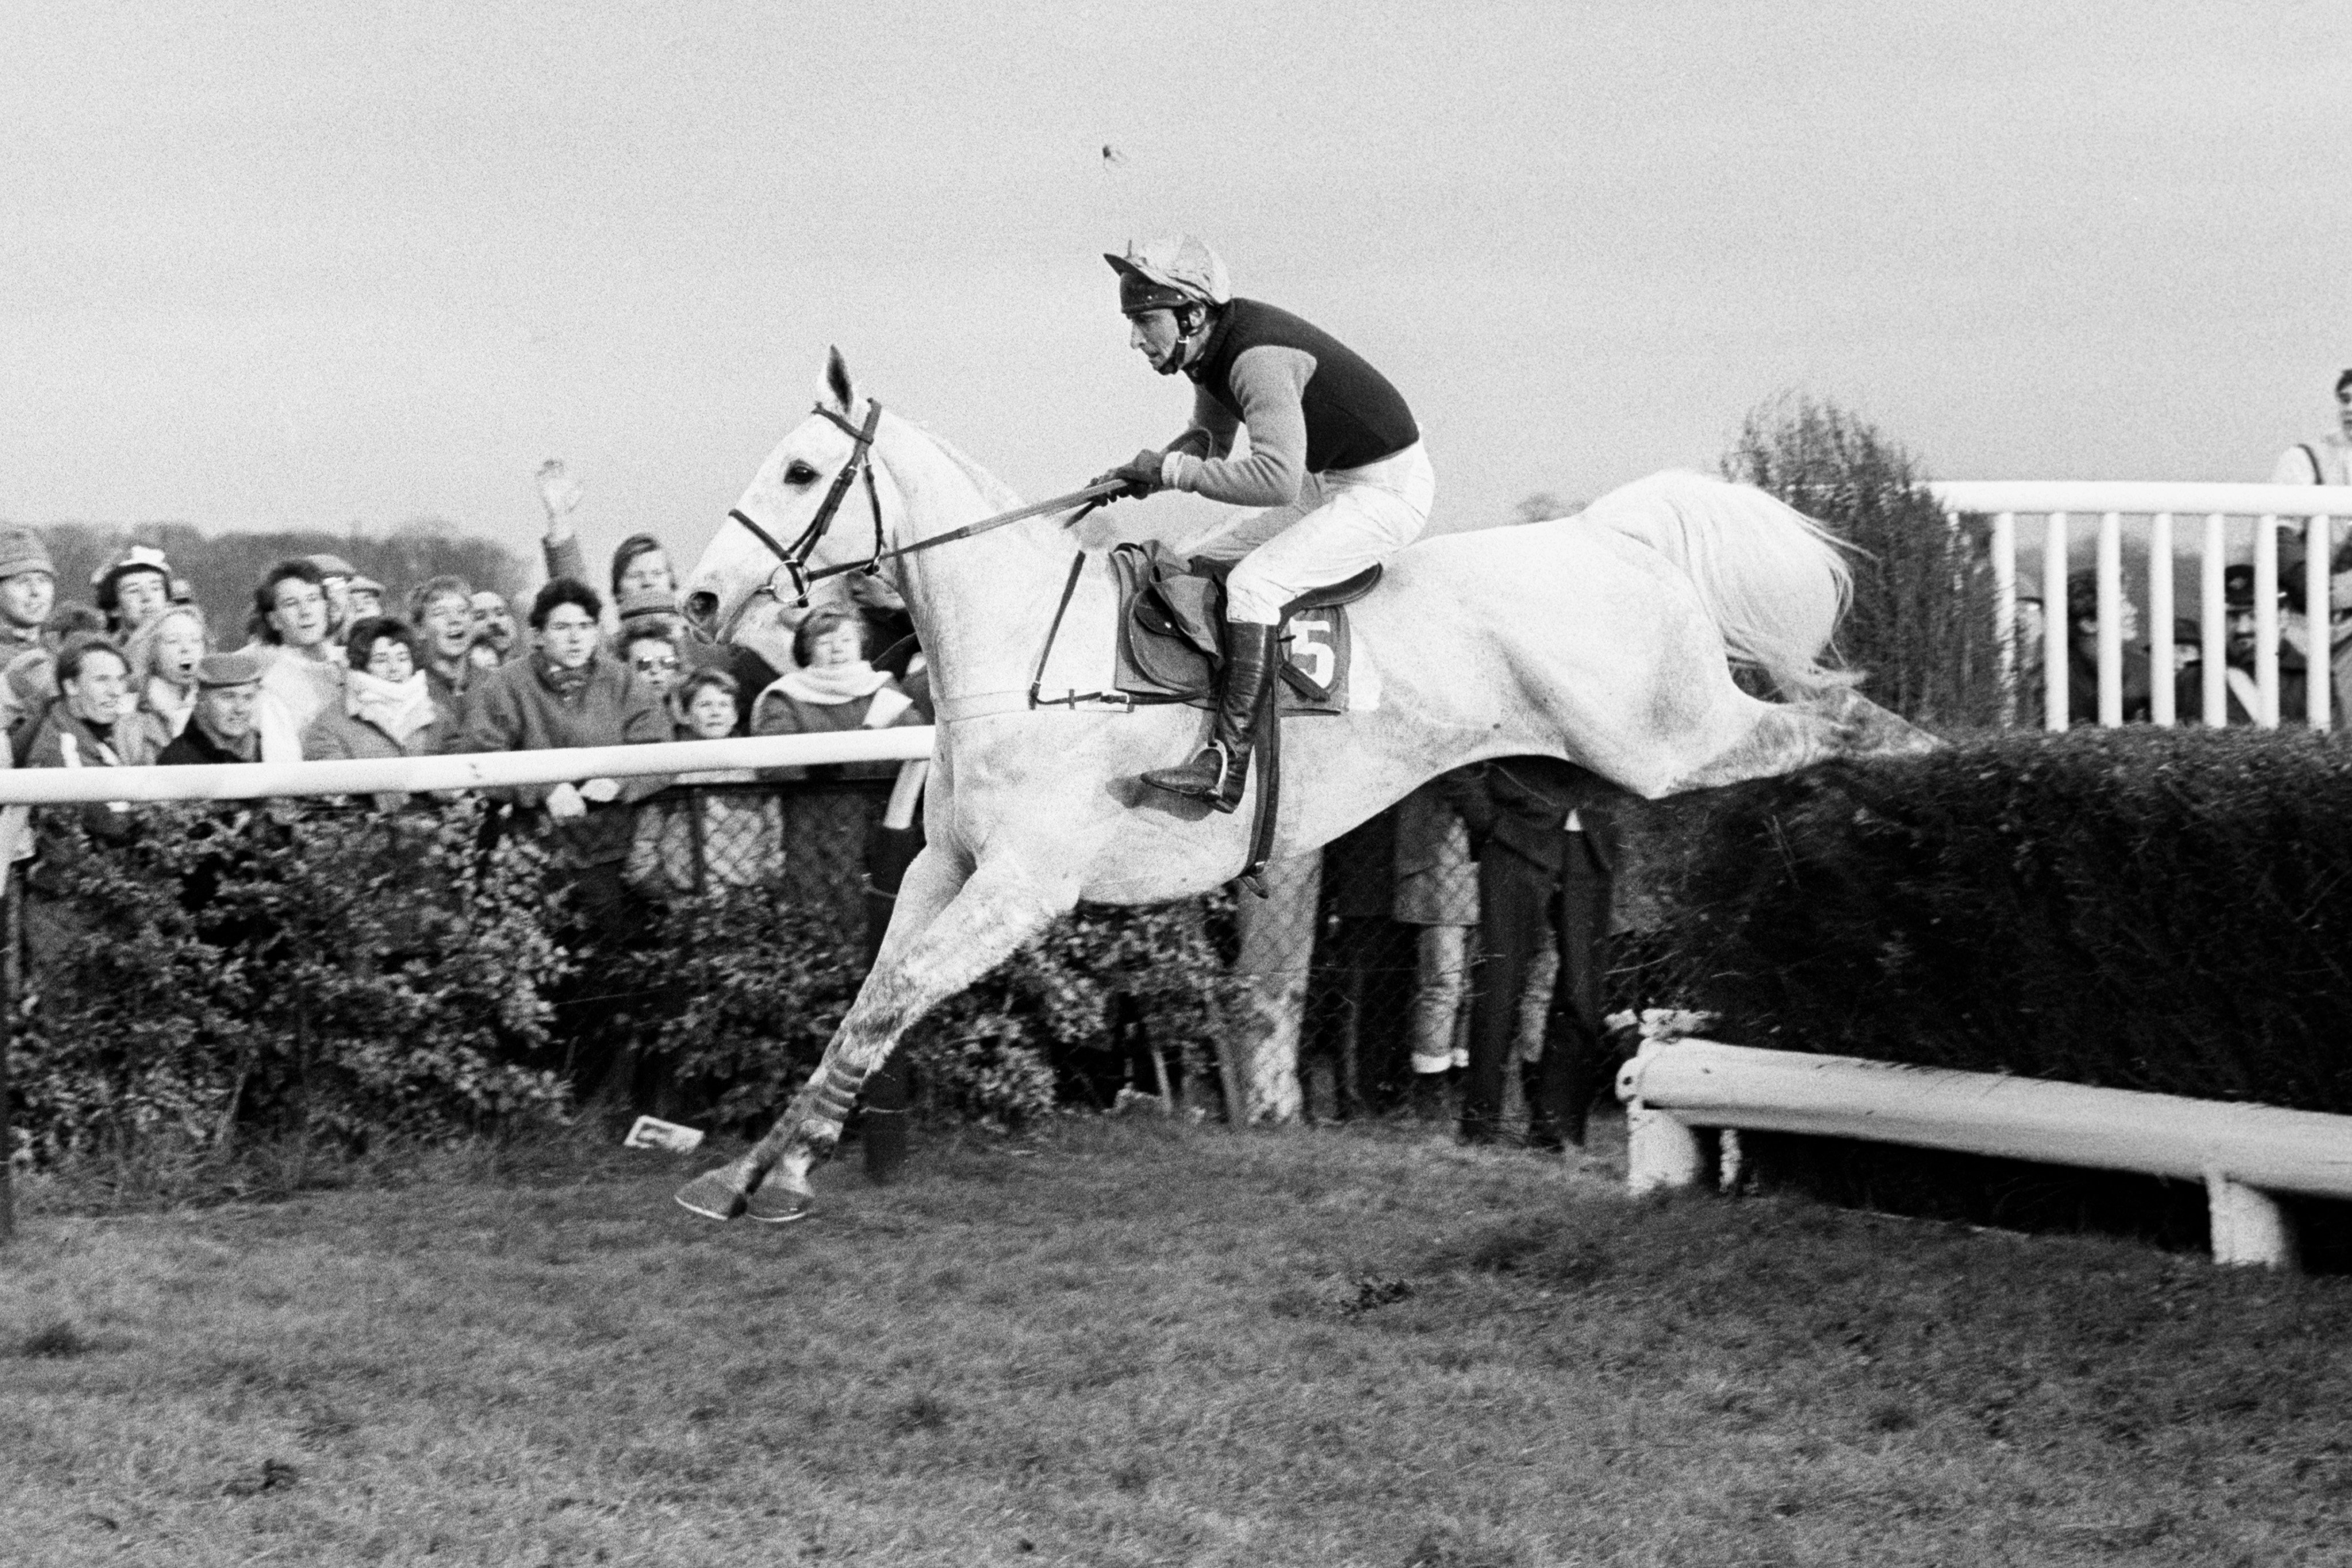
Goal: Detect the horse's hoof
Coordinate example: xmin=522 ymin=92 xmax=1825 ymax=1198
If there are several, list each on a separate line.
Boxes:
xmin=674 ymin=1168 xmax=751 ymax=1221
xmin=744 ymin=1170 xmax=817 ymax=1225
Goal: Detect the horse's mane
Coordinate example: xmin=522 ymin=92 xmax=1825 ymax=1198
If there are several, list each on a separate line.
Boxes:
xmin=900 ymin=416 xmax=1023 ymax=513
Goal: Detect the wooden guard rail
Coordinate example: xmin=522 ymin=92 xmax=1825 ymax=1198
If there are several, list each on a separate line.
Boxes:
xmin=1616 ymin=1039 xmax=2352 ymax=1269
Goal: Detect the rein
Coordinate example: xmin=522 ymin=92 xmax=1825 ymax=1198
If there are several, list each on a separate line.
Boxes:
xmin=723 ymin=398 xmax=1125 ymax=616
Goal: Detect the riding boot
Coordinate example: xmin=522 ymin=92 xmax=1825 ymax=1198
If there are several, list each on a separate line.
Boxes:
xmin=1141 ymin=621 xmax=1281 ymax=813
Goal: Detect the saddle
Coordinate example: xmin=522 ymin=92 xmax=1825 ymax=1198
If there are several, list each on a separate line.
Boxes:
xmin=1088 ymin=543 xmax=1379 ymax=895
xmin=1107 ymin=541 xmax=1373 ymax=713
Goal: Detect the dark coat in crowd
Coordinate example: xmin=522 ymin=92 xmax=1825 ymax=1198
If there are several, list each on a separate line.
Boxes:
xmin=157 ymin=718 xmax=258 ymax=766
xmin=1438 ymin=757 xmax=1622 ymax=1147
xmin=461 ymin=652 xmax=670 ymax=867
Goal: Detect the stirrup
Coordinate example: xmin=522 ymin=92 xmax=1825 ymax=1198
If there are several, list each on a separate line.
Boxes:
xmin=1141 ymin=742 xmax=1235 ymax=804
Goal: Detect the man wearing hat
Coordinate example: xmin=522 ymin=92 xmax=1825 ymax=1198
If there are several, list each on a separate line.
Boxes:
xmin=158 ymin=652 xmax=265 ymax=765
xmin=92 ymin=546 xmax=173 ymax=639
xmin=2188 ymin=563 xmax=2309 ymax=726
xmin=1093 ymin=235 xmax=1434 ymax=811
xmin=346 ymin=575 xmax=386 ymax=622
xmin=0 ymin=528 xmax=59 ymax=738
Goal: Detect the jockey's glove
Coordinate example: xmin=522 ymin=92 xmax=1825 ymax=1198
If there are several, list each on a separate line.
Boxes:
xmin=1093 ymin=449 xmax=1166 ymax=502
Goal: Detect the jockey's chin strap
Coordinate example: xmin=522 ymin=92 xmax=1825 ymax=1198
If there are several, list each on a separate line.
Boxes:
xmin=722 ymin=397 xmax=1125 ymax=617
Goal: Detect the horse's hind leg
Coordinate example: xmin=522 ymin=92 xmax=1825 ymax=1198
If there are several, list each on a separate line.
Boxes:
xmin=1659 ymin=687 xmax=1937 ymax=795
xmin=675 ymin=850 xmax=1073 ymax=1223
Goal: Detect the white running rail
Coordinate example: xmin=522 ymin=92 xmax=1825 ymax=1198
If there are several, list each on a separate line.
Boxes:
xmin=1930 ymin=481 xmax=2352 ymax=730
xmin=1618 ymin=1037 xmax=2352 ymax=1269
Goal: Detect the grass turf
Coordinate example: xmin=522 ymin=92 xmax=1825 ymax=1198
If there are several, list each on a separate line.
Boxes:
xmin=4 ymin=1115 xmax=2350 ymax=1566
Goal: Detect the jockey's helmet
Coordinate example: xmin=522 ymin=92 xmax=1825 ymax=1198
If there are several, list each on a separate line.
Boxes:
xmin=1105 ymin=235 xmax=1232 ymax=316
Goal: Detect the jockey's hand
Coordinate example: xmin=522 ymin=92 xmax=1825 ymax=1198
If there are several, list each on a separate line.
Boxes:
xmin=545 ymin=781 xmax=588 ymax=821
xmin=1093 ymin=449 xmax=1165 ymax=502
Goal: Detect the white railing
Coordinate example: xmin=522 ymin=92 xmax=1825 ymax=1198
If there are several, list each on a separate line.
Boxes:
xmin=1929 ymin=481 xmax=2352 ymax=730
xmin=0 ymin=727 xmax=937 ymax=807
xmin=1618 ymin=1038 xmax=2352 ymax=1269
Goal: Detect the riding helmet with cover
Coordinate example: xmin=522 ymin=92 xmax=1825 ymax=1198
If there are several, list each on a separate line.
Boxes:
xmin=1105 ymin=235 xmax=1232 ymax=317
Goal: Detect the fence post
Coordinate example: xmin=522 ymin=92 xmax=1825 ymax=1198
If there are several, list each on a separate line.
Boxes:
xmin=2206 ymin=1170 xmax=2296 ymax=1269
xmin=0 ymin=877 xmax=17 ymax=1244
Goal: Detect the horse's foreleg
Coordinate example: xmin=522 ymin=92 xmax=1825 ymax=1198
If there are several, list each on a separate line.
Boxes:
xmin=674 ymin=850 xmax=1071 ymax=1223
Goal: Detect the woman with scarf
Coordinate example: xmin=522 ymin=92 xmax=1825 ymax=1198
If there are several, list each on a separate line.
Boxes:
xmin=749 ymin=608 xmax=921 ymax=927
xmin=125 ymin=603 xmax=209 ymax=751
xmin=302 ymin=617 xmax=454 ymax=810
xmin=246 ymin=559 xmax=346 ymax=762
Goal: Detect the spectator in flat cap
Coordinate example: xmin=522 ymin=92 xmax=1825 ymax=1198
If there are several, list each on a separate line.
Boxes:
xmin=92 ymin=547 xmax=173 ymax=640
xmin=0 ymin=528 xmax=56 ymax=659
xmin=125 ymin=603 xmax=210 ymax=751
xmin=245 ymin=559 xmax=346 ymax=762
xmin=0 ymin=528 xmax=59 ymax=738
xmin=346 ymin=575 xmax=386 ymax=622
xmin=2190 ymin=563 xmax=2308 ymax=725
xmin=158 ymin=652 xmax=265 ymax=765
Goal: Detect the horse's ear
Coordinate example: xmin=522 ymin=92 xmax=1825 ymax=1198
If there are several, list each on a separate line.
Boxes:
xmin=823 ymin=346 xmax=856 ymax=414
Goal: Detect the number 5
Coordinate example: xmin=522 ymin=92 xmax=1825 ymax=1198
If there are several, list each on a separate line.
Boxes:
xmin=1289 ymin=615 xmax=1336 ymax=690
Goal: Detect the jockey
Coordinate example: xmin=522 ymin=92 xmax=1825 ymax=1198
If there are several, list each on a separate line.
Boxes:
xmin=1097 ymin=235 xmax=1434 ymax=811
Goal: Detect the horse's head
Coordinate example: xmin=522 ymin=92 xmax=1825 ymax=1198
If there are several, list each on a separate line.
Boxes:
xmin=683 ymin=348 xmax=908 ymax=669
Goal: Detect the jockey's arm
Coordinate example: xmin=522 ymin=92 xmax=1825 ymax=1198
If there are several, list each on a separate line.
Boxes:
xmin=1158 ymin=346 xmax=1312 ymax=508
xmin=1166 ymin=392 xmax=1236 ymax=463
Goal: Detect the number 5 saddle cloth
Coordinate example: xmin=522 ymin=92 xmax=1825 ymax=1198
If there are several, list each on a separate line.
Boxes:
xmin=1106 ymin=540 xmax=1368 ymax=716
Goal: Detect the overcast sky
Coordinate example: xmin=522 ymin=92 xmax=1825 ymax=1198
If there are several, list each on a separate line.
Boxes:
xmin=6 ymin=2 xmax=2350 ymax=572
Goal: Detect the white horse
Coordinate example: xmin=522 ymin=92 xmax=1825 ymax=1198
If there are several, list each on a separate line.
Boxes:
xmin=674 ymin=350 xmax=1932 ymax=1222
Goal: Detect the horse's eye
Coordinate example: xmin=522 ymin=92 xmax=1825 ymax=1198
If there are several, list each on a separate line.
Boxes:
xmin=784 ymin=461 xmax=819 ymax=486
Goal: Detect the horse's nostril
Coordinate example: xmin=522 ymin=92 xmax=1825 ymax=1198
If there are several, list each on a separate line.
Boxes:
xmin=684 ymin=591 xmax=718 ymax=630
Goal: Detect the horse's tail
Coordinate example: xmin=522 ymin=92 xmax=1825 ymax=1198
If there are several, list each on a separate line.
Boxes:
xmin=1572 ymin=469 xmax=1859 ymax=698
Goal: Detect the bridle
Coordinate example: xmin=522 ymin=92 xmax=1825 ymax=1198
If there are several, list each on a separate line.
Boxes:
xmin=717 ymin=398 xmax=1123 ymax=640
xmin=726 ymin=399 xmax=888 ymax=615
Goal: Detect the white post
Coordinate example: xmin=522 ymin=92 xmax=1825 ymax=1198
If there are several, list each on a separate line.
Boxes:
xmin=2307 ymin=516 xmax=2332 ymax=730
xmin=2255 ymin=517 xmax=2280 ymax=728
xmin=2043 ymin=512 xmax=2069 ymax=730
xmin=1619 ymin=1044 xmax=1705 ymax=1195
xmin=2206 ymin=1171 xmax=2297 ymax=1269
xmin=2149 ymin=513 xmax=2175 ymax=726
xmin=2202 ymin=514 xmax=2227 ymax=725
xmin=1626 ymin=1107 xmax=1705 ymax=1195
xmin=2096 ymin=511 xmax=2123 ymax=727
xmin=1991 ymin=510 xmax=2017 ymax=726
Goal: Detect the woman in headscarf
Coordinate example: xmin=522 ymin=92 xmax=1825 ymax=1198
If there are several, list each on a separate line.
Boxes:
xmin=749 ymin=608 xmax=922 ymax=926
xmin=303 ymin=617 xmax=454 ymax=810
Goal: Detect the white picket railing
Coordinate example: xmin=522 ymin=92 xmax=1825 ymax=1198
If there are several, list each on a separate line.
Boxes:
xmin=1928 ymin=481 xmax=2352 ymax=730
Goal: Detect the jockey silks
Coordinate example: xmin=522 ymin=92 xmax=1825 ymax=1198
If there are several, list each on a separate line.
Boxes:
xmin=1187 ymin=299 xmax=1420 ymax=477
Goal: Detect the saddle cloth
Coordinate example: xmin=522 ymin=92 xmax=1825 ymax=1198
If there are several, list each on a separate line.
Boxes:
xmin=1107 ymin=541 xmax=1364 ymax=714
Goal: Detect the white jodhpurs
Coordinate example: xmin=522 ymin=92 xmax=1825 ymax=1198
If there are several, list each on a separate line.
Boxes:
xmin=1197 ymin=442 xmax=1435 ymax=625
